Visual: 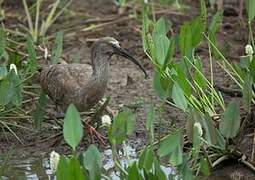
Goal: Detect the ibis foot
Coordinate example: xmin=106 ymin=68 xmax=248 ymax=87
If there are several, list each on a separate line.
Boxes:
xmin=85 ymin=121 xmax=107 ymax=145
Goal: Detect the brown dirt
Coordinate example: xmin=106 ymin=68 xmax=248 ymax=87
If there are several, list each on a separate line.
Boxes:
xmin=1 ymin=0 xmax=255 ymax=178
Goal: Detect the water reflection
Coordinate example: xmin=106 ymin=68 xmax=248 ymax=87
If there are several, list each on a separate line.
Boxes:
xmin=1 ymin=144 xmax=174 ymax=180
xmin=0 ymin=155 xmax=52 ymax=180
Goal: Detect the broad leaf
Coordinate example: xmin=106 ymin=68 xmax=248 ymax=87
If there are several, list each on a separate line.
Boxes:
xmin=200 ymin=158 xmax=210 ymax=176
xmin=56 ymin=156 xmax=71 ymax=180
xmin=153 ymin=70 xmax=171 ymax=98
xmin=138 ymin=147 xmax=153 ymax=172
xmin=0 ymin=66 xmax=7 ymax=80
xmin=69 ymin=157 xmax=86 ymax=180
xmin=242 ymin=75 xmax=253 ymax=109
xmin=146 ymin=104 xmax=155 ymax=144
xmin=63 ymin=104 xmax=83 ymax=151
xmin=152 ymin=16 xmax=171 ymax=38
xmin=127 ymin=162 xmax=142 ymax=180
xmin=220 ymin=102 xmax=240 ymax=138
xmin=158 ymin=131 xmax=182 ymax=158
xmin=154 ymin=35 xmax=170 ymax=65
xmin=246 ymin=0 xmax=255 ymax=22
xmin=172 ymin=82 xmax=188 ymax=111
xmin=33 ymin=93 xmax=48 ymax=129
xmin=109 ymin=110 xmax=135 ymax=144
xmin=169 ymin=143 xmax=183 ymax=166
xmin=83 ymin=145 xmax=102 ymax=180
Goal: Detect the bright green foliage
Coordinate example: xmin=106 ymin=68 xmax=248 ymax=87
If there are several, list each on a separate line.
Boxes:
xmin=0 ymin=28 xmax=9 ymax=61
xmin=158 ymin=131 xmax=183 ymax=166
xmin=146 ymin=104 xmax=155 ymax=145
xmin=57 ymin=156 xmax=86 ymax=180
xmin=127 ymin=162 xmax=142 ymax=180
xmin=172 ymin=82 xmax=188 ymax=111
xmin=220 ymin=102 xmax=241 ymax=138
xmin=246 ymin=0 xmax=255 ymax=22
xmin=0 ymin=66 xmax=22 ymax=106
xmin=26 ymin=35 xmax=37 ymax=73
xmin=109 ymin=110 xmax=135 ymax=144
xmin=138 ymin=147 xmax=154 ymax=172
xmin=242 ymin=74 xmax=253 ymax=109
xmin=83 ymin=145 xmax=102 ymax=180
xmin=33 ymin=93 xmax=48 ymax=129
xmin=63 ymin=104 xmax=83 ymax=151
xmin=200 ymin=158 xmax=210 ymax=176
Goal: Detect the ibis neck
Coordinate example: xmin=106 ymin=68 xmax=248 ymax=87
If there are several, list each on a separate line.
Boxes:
xmin=92 ymin=55 xmax=110 ymax=83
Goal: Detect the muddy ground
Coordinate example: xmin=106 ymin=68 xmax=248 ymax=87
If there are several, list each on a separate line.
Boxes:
xmin=1 ymin=0 xmax=255 ymax=179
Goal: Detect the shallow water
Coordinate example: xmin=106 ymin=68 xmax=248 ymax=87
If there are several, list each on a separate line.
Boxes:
xmin=1 ymin=145 xmax=175 ymax=180
xmin=0 ymin=155 xmax=52 ymax=180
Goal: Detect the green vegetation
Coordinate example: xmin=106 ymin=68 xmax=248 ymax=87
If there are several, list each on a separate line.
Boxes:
xmin=0 ymin=0 xmax=255 ymax=179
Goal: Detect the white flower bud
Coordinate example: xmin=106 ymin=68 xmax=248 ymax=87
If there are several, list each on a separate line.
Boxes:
xmin=101 ymin=115 xmax=111 ymax=126
xmin=9 ymin=63 xmax=18 ymax=75
xmin=245 ymin=44 xmax=253 ymax=55
xmin=194 ymin=122 xmax=203 ymax=137
xmin=50 ymin=151 xmax=60 ymax=173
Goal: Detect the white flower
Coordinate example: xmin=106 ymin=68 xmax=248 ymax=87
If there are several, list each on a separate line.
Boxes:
xmin=144 ymin=0 xmax=148 ymax=3
xmin=194 ymin=122 xmax=203 ymax=137
xmin=50 ymin=151 xmax=60 ymax=173
xmin=9 ymin=63 xmax=18 ymax=75
xmin=44 ymin=47 xmax=49 ymax=60
xmin=245 ymin=44 xmax=253 ymax=55
xmin=101 ymin=115 xmax=111 ymax=126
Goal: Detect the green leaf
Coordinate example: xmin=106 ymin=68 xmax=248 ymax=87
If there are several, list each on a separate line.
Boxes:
xmin=10 ymin=71 xmax=22 ymax=106
xmin=26 ymin=35 xmax=37 ymax=73
xmin=190 ymin=17 xmax=204 ymax=47
xmin=246 ymin=0 xmax=255 ymax=22
xmin=63 ymin=104 xmax=83 ymax=151
xmin=146 ymin=104 xmax=155 ymax=143
xmin=138 ymin=147 xmax=153 ymax=172
xmin=0 ymin=70 xmax=22 ymax=106
xmin=200 ymin=158 xmax=210 ymax=176
xmin=220 ymin=102 xmax=240 ymax=138
xmin=0 ymin=28 xmax=9 ymax=61
xmin=152 ymin=16 xmax=171 ymax=37
xmin=109 ymin=110 xmax=135 ymax=144
xmin=52 ymin=31 xmax=63 ymax=64
xmin=190 ymin=111 xmax=216 ymax=145
xmin=69 ymin=156 xmax=86 ymax=180
xmin=127 ymin=162 xmax=142 ymax=180
xmin=154 ymin=159 xmax=167 ymax=180
xmin=56 ymin=156 xmax=71 ymax=180
xmin=215 ymin=128 xmax=226 ymax=150
xmin=0 ymin=78 xmax=11 ymax=106
xmin=83 ymin=145 xmax=102 ymax=180
xmin=153 ymin=69 xmax=171 ymax=98
xmin=169 ymin=143 xmax=183 ymax=166
xmin=179 ymin=22 xmax=192 ymax=57
xmin=154 ymin=35 xmax=170 ymax=65
xmin=157 ymin=131 xmax=182 ymax=157
xmin=0 ymin=66 xmax=7 ymax=80
xmin=33 ymin=93 xmax=48 ymax=129
xmin=242 ymin=75 xmax=253 ymax=109
xmin=172 ymin=82 xmax=188 ymax=111
xmin=209 ymin=10 xmax=223 ymax=34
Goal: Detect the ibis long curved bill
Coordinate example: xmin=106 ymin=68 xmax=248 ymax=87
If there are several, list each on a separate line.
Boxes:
xmin=114 ymin=47 xmax=148 ymax=78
